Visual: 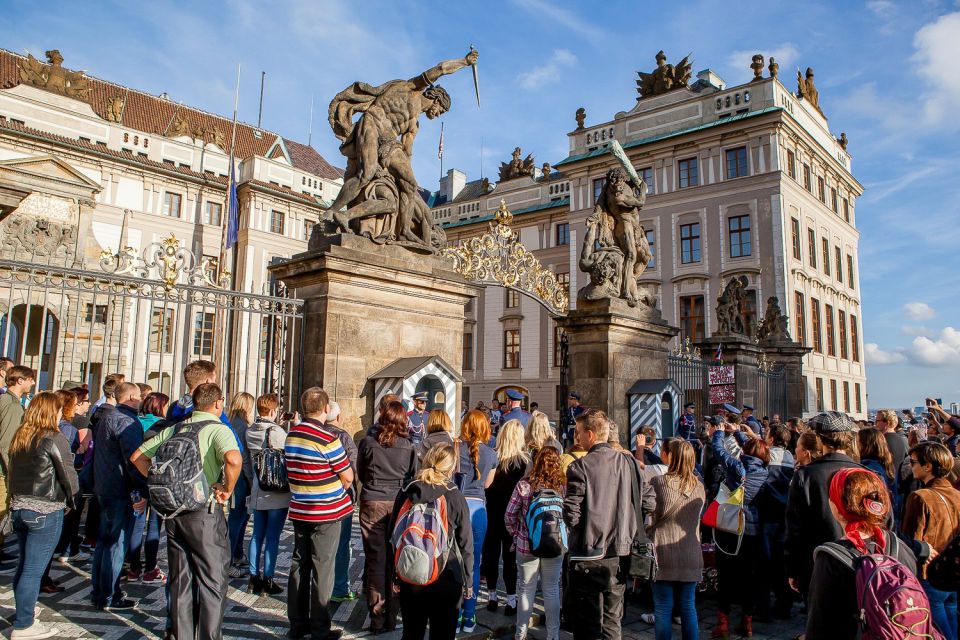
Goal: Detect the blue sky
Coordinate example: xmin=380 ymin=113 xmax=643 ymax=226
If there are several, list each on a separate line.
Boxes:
xmin=2 ymin=0 xmax=959 ymax=410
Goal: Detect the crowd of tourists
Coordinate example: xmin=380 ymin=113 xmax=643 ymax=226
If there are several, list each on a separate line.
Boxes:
xmin=3 ymin=353 xmax=960 ymax=640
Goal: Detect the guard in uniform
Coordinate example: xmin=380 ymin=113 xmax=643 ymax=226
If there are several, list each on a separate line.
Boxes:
xmin=563 ymin=392 xmax=586 ymax=448
xmin=499 ymin=389 xmax=531 ymax=427
xmin=677 ymin=402 xmax=697 ymax=441
xmin=742 ymin=404 xmax=764 ymax=437
xmin=407 ymin=392 xmax=429 ymax=446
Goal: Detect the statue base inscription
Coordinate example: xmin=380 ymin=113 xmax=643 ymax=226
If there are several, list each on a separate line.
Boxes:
xmin=269 ymin=233 xmax=478 ymax=434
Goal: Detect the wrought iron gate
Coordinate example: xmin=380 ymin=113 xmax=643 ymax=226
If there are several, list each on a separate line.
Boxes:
xmin=0 ymin=235 xmax=303 ymax=408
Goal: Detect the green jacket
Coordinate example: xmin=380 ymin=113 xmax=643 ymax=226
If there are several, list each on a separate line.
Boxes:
xmin=0 ymin=391 xmax=25 ymax=476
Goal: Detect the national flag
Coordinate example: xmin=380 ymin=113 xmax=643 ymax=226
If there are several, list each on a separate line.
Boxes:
xmin=437 ymin=121 xmax=444 ymax=160
xmin=713 ymin=343 xmax=723 ymax=364
xmin=225 ymin=159 xmax=239 ymax=250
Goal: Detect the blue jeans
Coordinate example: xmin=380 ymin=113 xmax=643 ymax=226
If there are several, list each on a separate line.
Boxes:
xmin=922 ymin=579 xmax=958 ymax=640
xmin=333 ymin=508 xmax=353 ymax=596
xmin=248 ymin=507 xmax=287 ymax=578
xmin=228 ymin=473 xmax=251 ymax=564
xmin=91 ymin=496 xmax=134 ymax=605
xmin=460 ymin=497 xmax=487 ymax=621
xmin=652 ymin=581 xmax=698 ymax=640
xmin=127 ymin=507 xmax=162 ymax=572
xmin=12 ymin=509 xmax=63 ymax=630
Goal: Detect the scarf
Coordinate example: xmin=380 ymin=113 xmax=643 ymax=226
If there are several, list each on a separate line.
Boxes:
xmin=828 ymin=467 xmax=887 ymax=553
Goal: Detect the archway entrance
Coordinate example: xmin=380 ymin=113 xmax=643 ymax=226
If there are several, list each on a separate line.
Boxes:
xmin=1 ymin=304 xmax=60 ymax=389
xmin=493 ymin=384 xmax=530 ymax=410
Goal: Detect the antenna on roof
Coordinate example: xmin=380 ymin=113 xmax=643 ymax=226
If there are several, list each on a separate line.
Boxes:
xmin=257 ymin=71 xmax=266 ymax=129
xmin=307 ymin=94 xmax=314 ymax=147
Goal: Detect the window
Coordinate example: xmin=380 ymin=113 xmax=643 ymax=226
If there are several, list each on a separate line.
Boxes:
xmin=162 ymin=192 xmax=182 ymax=218
xmin=825 ymin=304 xmax=836 ymax=356
xmin=554 ymin=326 xmax=566 ymax=368
xmin=725 ymin=147 xmax=748 ymax=179
xmin=593 ymin=178 xmax=605 ymax=204
xmin=743 ymin=289 xmax=758 ymax=336
xmin=803 ymin=164 xmax=811 ymax=191
xmin=822 ymin=238 xmax=831 ymax=276
xmin=85 ymin=304 xmax=108 ymax=324
xmin=556 ymin=272 xmax=570 ymax=299
xmin=463 ymin=333 xmax=474 ymax=370
xmin=203 ymin=201 xmax=222 ymax=226
xmin=503 ymin=329 xmax=520 ymax=369
xmin=843 ymin=198 xmax=850 ymax=222
xmin=808 ymin=229 xmax=817 ymax=268
xmin=791 ymin=218 xmax=802 ymax=260
xmin=728 ymin=215 xmax=751 ymax=257
xmin=811 ymin=298 xmax=823 ymax=353
xmin=193 ymin=312 xmax=215 ymax=356
xmin=678 ymin=157 xmax=699 ymax=188
xmin=835 ymin=247 xmax=843 ymax=284
xmin=555 ymin=223 xmax=570 ymax=246
xmin=817 ymin=176 xmax=826 ymax=203
xmin=850 ymin=315 xmax=860 ymax=362
xmin=505 ymin=289 xmax=520 ymax=309
xmin=638 ymin=167 xmax=654 ymax=195
xmin=830 ymin=188 xmax=838 ymax=212
xmin=795 ymin=292 xmax=806 ymax=346
xmin=847 ymin=255 xmax=855 ymax=290
xmin=815 ymin=377 xmax=824 ymax=411
xmin=645 ymin=228 xmax=656 ymax=267
xmin=680 ymin=222 xmax=701 ymax=264
xmin=855 ymin=383 xmax=862 ymax=413
xmin=787 ymin=150 xmax=796 ymax=179
xmin=830 ymin=379 xmax=838 ymax=410
xmin=303 ymin=220 xmax=313 ymax=240
xmin=839 ymin=309 xmax=848 ymax=359
xmin=679 ymin=295 xmax=705 ymax=342
xmin=270 ymin=210 xmax=285 ymax=235
xmin=150 ymin=308 xmax=174 ymax=353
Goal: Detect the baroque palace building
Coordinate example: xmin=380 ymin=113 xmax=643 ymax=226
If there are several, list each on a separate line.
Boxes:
xmin=0 ymin=48 xmax=342 ymax=398
xmin=433 ymin=57 xmax=867 ymax=420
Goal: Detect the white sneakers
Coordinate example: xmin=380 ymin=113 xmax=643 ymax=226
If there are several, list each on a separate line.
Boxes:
xmin=11 ymin=620 xmax=57 ymax=639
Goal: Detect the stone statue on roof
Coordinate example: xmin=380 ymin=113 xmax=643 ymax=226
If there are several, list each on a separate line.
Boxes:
xmin=636 ymin=51 xmax=692 ymax=99
xmin=498 ymin=147 xmax=535 ymax=181
xmin=18 ymin=49 xmax=91 ymax=100
xmin=796 ymin=67 xmax=821 ymax=112
xmin=316 ymin=49 xmax=479 ymax=253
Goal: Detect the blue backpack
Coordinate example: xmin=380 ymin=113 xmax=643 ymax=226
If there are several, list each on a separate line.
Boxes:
xmin=525 ymin=489 xmax=567 ymax=558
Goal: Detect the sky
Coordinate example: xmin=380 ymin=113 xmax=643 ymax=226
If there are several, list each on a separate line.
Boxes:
xmin=1 ymin=0 xmax=959 ymax=410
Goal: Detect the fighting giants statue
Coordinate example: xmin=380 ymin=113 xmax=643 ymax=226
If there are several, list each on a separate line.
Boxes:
xmin=715 ymin=276 xmax=749 ymax=335
xmin=319 ymin=49 xmax=480 ymax=252
xmin=757 ymin=296 xmax=792 ymax=344
xmin=579 ymin=140 xmax=653 ymax=307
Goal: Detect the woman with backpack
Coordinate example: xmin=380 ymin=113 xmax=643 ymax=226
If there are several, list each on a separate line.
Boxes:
xmin=245 ymin=393 xmax=290 ymax=596
xmin=707 ymin=421 xmax=769 ymax=639
xmin=902 ymin=442 xmax=960 ymax=640
xmin=647 ymin=438 xmax=704 ymax=640
xmin=806 ymin=467 xmax=924 ymax=640
xmin=390 ymin=443 xmax=473 ymax=640
xmin=504 ymin=446 xmax=566 ymax=640
xmin=455 ymin=409 xmax=497 ymax=633
xmin=358 ymin=400 xmax=418 ymax=634
xmin=481 ymin=420 xmax=529 ymax=615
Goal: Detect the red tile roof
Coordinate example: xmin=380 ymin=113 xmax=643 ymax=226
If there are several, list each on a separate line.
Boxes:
xmin=0 ymin=48 xmax=343 ymax=179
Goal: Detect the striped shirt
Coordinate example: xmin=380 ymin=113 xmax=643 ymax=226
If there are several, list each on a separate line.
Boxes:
xmin=284 ymin=418 xmax=352 ymax=522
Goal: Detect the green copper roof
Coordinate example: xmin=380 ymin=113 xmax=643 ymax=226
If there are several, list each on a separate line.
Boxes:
xmin=441 ymin=197 xmax=569 ymax=229
xmin=555 ymin=106 xmax=783 ymax=167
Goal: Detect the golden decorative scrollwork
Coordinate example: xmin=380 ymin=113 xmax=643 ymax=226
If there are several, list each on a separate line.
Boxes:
xmin=441 ymin=200 xmax=569 ymax=317
xmin=100 ymin=233 xmax=229 ymax=290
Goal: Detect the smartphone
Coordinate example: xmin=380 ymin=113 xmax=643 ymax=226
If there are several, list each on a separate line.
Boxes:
xmin=281 ymin=411 xmax=295 ymax=421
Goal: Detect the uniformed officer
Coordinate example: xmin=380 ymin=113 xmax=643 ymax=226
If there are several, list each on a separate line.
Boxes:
xmin=407 ymin=392 xmax=429 ymax=445
xmin=563 ymin=392 xmax=586 ymax=447
xmin=677 ymin=402 xmax=698 ymax=441
xmin=742 ymin=404 xmax=764 ymax=437
xmin=499 ymin=389 xmax=531 ymax=427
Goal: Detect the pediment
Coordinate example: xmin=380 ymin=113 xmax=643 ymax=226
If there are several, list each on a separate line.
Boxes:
xmin=0 ymin=155 xmax=101 ymax=197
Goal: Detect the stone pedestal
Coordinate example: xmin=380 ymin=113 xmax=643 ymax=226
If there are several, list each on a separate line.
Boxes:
xmin=761 ymin=339 xmax=812 ymax=418
xmin=268 ymin=234 xmax=479 ymax=434
xmin=557 ymin=299 xmax=678 ymax=441
xmin=696 ymin=334 xmax=763 ymax=407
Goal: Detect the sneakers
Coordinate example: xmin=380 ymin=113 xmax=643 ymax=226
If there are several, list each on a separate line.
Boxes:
xmin=228 ymin=564 xmax=248 ymax=579
xmin=640 ymin=613 xmax=656 ymax=624
xmin=103 ymin=597 xmax=137 ymax=611
xmin=330 ymin=591 xmax=357 ymax=602
xmin=58 ymin=550 xmax=91 ymax=564
xmin=39 ymin=581 xmax=65 ymax=594
xmin=141 ymin=568 xmax=167 ymax=584
xmin=10 ymin=620 xmax=57 ymax=639
xmin=461 ymin=615 xmax=477 ymax=633
xmin=124 ymin=568 xmax=142 ymax=582
xmin=263 ymin=578 xmax=284 ymax=596
xmin=504 ymin=596 xmax=516 ymax=617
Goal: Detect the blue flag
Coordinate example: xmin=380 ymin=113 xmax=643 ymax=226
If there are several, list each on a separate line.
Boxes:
xmin=226 ymin=160 xmax=239 ymax=249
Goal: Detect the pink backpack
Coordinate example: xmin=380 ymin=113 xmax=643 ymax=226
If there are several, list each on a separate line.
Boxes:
xmin=817 ymin=535 xmax=944 ymax=640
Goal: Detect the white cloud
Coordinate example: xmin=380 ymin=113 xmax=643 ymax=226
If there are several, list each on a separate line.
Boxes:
xmin=907 ymin=327 xmax=960 ymax=366
xmin=913 ymin=12 xmax=960 ymax=127
xmin=517 ymin=49 xmax=578 ymax=90
xmin=512 ymin=0 xmax=603 ymax=43
xmin=865 ymin=342 xmax=907 ymax=365
xmin=901 ymin=325 xmax=935 ymax=337
xmin=904 ymin=302 xmax=936 ymax=321
xmin=867 ymin=0 xmax=897 ymax=34
xmin=726 ymin=44 xmax=799 ymax=79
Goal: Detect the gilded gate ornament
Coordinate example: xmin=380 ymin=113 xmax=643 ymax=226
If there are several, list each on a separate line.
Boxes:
xmin=100 ymin=234 xmax=229 ymax=289
xmin=442 ymin=200 xmax=568 ymax=316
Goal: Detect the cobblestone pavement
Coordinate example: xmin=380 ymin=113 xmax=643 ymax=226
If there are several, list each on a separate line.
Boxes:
xmin=0 ymin=508 xmax=807 ymax=639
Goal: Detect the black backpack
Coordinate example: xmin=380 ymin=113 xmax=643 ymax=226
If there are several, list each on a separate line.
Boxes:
xmin=253 ymin=426 xmax=289 ymax=492
xmin=147 ymin=420 xmax=219 ymax=518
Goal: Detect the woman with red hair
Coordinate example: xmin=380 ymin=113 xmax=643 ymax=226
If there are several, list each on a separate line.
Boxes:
xmin=805 ymin=468 xmax=920 ymax=639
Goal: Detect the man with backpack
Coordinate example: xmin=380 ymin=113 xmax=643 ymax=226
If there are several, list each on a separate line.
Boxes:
xmin=131 ymin=383 xmax=241 ymax=640
xmin=284 ymin=387 xmax=354 ymax=640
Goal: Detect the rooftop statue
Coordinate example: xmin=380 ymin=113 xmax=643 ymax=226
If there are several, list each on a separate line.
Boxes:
xmin=636 ymin=50 xmax=692 ymax=99
xmin=796 ymin=66 xmax=821 ymax=113
xmin=320 ymin=49 xmax=479 ymax=252
xmin=18 ymin=50 xmax=91 ymax=100
xmin=498 ymin=147 xmax=535 ymax=181
xmin=579 ymin=140 xmax=653 ymax=307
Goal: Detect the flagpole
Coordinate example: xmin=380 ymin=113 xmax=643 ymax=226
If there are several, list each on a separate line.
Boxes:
xmin=218 ymin=62 xmax=240 ymax=396
xmin=219 ymin=62 xmax=241 ymax=277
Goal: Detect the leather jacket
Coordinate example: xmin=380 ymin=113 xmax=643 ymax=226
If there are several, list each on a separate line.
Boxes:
xmin=8 ymin=433 xmax=79 ymax=507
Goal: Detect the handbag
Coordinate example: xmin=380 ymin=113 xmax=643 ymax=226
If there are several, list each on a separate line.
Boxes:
xmin=254 ymin=426 xmax=289 ymax=492
xmin=701 ymin=481 xmax=745 ymax=555
xmin=628 ymin=460 xmax=657 ymax=580
xmin=453 ymin=440 xmax=468 ymax=493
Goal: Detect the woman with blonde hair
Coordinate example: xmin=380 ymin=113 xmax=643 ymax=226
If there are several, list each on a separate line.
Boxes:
xmin=227 ymin=391 xmax=256 ymax=577
xmin=525 ymin=411 xmax=561 ymax=455
xmin=391 ymin=444 xmax=473 ymax=640
xmin=482 ymin=420 xmax=529 ymax=615
xmin=8 ymin=391 xmax=79 ymax=639
xmin=418 ymin=408 xmax=454 ymax=461
xmin=455 ymin=409 xmax=497 ymax=632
